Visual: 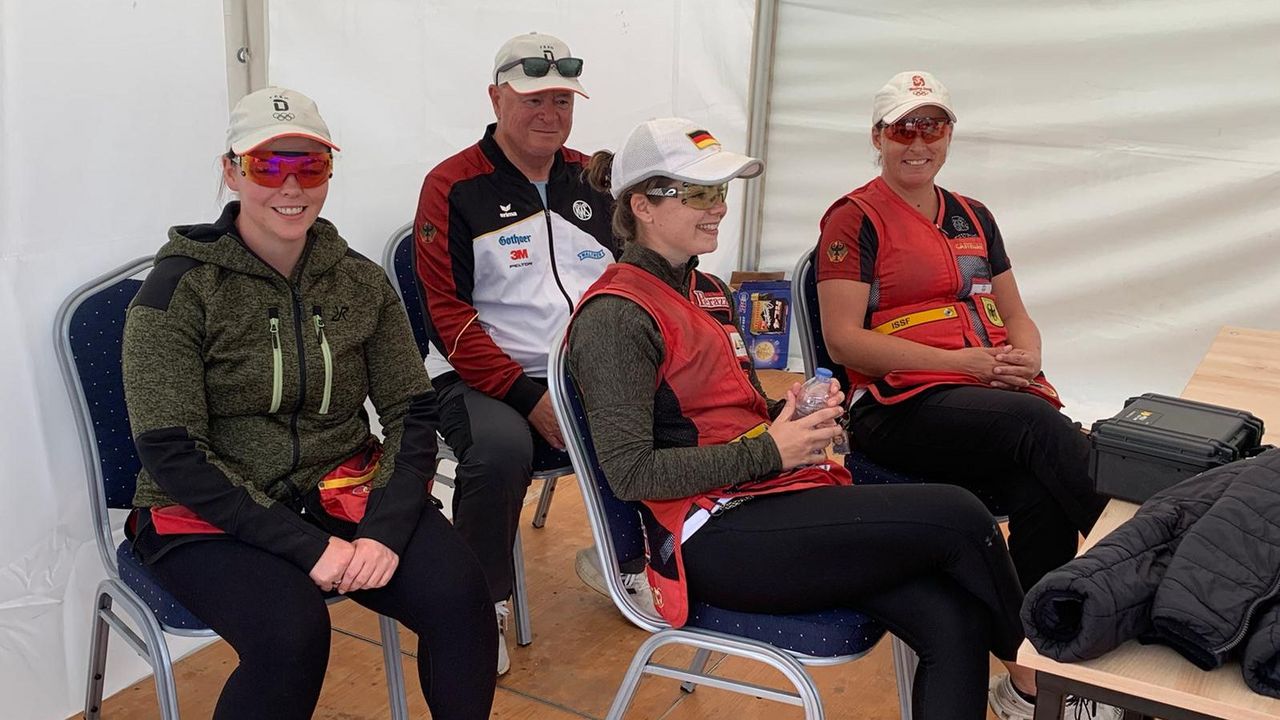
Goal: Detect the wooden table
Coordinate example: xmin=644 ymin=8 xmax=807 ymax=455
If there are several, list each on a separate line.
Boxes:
xmin=1017 ymin=326 xmax=1280 ymax=719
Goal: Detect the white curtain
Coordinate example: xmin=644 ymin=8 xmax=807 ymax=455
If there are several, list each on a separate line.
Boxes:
xmin=0 ymin=1 xmax=230 ymax=717
xmin=759 ymin=0 xmax=1280 ymax=421
xmin=268 ymin=0 xmax=757 ymax=278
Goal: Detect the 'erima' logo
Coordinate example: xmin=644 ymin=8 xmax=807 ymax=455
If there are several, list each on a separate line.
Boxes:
xmin=499 ymin=203 xmax=517 ymax=218
xmin=498 ymin=234 xmax=531 ymax=246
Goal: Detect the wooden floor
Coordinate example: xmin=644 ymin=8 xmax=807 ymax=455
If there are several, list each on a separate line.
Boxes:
xmin=76 ymin=370 xmax=1006 ymax=719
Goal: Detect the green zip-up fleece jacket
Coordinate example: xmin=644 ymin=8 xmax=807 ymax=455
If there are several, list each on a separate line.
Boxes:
xmin=123 ymin=203 xmax=438 ymax=572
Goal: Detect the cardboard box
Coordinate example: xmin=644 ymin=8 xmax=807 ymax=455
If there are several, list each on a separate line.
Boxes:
xmin=734 ymin=280 xmax=792 ymax=369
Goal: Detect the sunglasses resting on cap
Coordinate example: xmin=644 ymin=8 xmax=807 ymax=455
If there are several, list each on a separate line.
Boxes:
xmin=494 ymin=57 xmax=584 ymax=84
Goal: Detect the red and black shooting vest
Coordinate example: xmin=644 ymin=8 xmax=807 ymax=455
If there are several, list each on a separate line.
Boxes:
xmin=577 ymin=263 xmax=851 ymax=627
xmin=821 ymin=178 xmax=1061 ymax=408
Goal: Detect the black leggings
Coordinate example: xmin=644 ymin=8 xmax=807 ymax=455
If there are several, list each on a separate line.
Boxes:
xmin=148 ymin=506 xmax=496 ymax=720
xmin=682 ymin=483 xmax=1025 ymax=720
xmin=849 ymin=385 xmax=1108 ymax=589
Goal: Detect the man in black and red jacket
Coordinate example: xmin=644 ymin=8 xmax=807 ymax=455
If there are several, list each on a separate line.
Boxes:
xmin=412 ymin=31 xmax=619 ymax=675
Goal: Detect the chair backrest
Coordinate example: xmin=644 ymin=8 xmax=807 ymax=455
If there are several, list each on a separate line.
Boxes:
xmin=382 ymin=222 xmax=433 ymax=359
xmin=55 ymin=256 xmax=154 ymax=578
xmin=547 ymin=329 xmax=660 ymax=631
xmin=792 ymin=249 xmax=851 ymax=390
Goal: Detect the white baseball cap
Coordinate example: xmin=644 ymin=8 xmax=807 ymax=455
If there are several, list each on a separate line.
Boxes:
xmin=227 ymin=87 xmax=339 ymax=154
xmin=492 ymin=32 xmax=588 ymax=97
xmin=609 ymin=118 xmax=763 ymax=199
xmin=872 ymin=71 xmax=956 ymax=125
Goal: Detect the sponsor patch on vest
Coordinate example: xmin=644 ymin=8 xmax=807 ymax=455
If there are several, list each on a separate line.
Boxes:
xmin=826 ymin=239 xmax=849 ymax=263
xmin=498 ymin=233 xmax=531 ymax=246
xmin=950 ymin=215 xmax=971 ymax=233
xmin=499 ymin=203 xmax=518 ymax=219
xmin=577 ymin=248 xmax=606 ymax=261
xmin=980 ymin=296 xmax=1004 ymax=327
xmin=953 ymin=240 xmax=983 ymax=251
xmin=572 ymin=200 xmax=593 ymax=221
xmin=420 ymin=222 xmax=436 ymax=243
xmin=727 ymin=328 xmax=749 ymax=359
xmin=693 ymin=289 xmax=729 ymax=309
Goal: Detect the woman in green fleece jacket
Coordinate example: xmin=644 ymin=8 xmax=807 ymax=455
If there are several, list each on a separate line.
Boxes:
xmin=122 ymin=87 xmax=495 ymax=720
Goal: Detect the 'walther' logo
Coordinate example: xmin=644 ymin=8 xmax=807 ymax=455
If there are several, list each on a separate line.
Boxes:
xmin=577 ymin=249 xmax=606 ymax=261
xmin=498 ymin=234 xmax=531 ymax=246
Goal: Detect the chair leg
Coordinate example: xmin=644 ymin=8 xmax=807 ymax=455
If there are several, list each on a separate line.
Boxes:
xmin=890 ymin=634 xmax=917 ymax=720
xmin=104 ymin=583 xmax=181 ymax=720
xmin=83 ymin=592 xmax=113 ymax=720
xmin=605 ymin=633 xmax=667 ymax=720
xmin=679 ymin=648 xmax=712 ymax=693
xmin=377 ymin=615 xmax=410 ymax=720
xmin=511 ymin=531 xmax=533 ymax=646
xmin=531 ymin=475 xmax=558 ymax=528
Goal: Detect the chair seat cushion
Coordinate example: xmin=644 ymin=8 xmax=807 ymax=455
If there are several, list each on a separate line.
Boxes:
xmin=687 ymin=602 xmax=886 ymax=658
xmin=116 ymin=541 xmax=209 ymax=632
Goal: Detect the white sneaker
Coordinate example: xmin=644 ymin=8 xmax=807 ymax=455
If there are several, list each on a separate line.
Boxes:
xmin=989 ymin=674 xmax=1124 ymax=720
xmin=988 ymin=674 xmax=1034 ymax=720
xmin=574 ymin=546 xmax=657 ymax=616
xmin=494 ymin=601 xmax=510 ymax=676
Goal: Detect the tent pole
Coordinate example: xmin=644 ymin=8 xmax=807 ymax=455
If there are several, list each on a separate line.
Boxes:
xmin=737 ymin=0 xmax=780 ymax=272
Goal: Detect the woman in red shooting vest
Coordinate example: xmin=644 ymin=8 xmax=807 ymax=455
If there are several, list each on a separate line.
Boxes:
xmin=568 ymin=117 xmax=1025 ymax=719
xmin=815 ymin=71 xmax=1114 ymax=718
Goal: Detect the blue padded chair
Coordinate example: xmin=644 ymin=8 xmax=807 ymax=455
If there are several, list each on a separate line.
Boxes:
xmin=548 ymin=329 xmax=907 ymax=720
xmin=383 ymin=222 xmax=557 ymax=647
xmin=56 ymin=257 xmax=409 ymax=719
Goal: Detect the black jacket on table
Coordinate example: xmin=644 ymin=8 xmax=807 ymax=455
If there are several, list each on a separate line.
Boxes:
xmin=1022 ymin=448 xmax=1280 ymax=698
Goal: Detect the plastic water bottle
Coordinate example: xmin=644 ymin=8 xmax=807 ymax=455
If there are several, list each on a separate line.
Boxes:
xmin=795 ymin=368 xmax=851 ymax=455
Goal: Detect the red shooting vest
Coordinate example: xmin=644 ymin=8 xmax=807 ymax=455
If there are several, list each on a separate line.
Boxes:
xmin=820 ymin=177 xmax=1061 ymax=408
xmin=578 ymin=263 xmax=851 ymax=627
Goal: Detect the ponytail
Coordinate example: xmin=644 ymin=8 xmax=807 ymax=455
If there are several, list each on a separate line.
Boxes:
xmin=582 ymin=150 xmax=673 ymax=245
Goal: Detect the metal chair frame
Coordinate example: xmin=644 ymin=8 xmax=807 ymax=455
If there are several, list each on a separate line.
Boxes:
xmin=57 ymin=256 xmax=408 ymax=719
xmin=547 ymin=328 xmax=908 ymax=720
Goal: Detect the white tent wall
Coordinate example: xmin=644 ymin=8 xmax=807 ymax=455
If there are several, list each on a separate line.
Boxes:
xmin=1 ymin=1 xmax=232 ymax=717
xmin=760 ymin=0 xmax=1280 ymax=421
xmin=266 ymin=0 xmax=757 ymax=279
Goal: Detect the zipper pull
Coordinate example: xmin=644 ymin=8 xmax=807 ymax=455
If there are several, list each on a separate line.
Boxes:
xmin=311 ymin=305 xmax=333 ymax=415
xmin=267 ymin=308 xmax=283 ymax=413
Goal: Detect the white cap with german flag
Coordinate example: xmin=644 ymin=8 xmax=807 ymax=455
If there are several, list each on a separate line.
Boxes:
xmin=609 ymin=117 xmax=763 ymax=199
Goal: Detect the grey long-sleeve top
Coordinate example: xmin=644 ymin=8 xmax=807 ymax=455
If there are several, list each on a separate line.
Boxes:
xmin=566 ymin=243 xmax=784 ymax=502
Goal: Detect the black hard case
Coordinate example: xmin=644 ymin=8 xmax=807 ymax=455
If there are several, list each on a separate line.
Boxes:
xmin=1089 ymin=393 xmax=1265 ymax=503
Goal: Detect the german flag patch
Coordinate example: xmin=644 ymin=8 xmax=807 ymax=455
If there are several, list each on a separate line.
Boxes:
xmin=687 ymin=129 xmax=718 ymax=149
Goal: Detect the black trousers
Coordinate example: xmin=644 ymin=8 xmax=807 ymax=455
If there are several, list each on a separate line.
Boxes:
xmin=683 ymin=483 xmax=1025 ymax=720
xmin=148 ymin=506 xmax=496 ymax=720
xmin=849 ymin=385 xmax=1108 ymax=589
xmin=436 ymin=379 xmax=540 ymax=602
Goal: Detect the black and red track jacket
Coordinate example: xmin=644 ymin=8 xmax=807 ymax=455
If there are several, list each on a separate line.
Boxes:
xmin=413 ymin=124 xmax=618 ymax=415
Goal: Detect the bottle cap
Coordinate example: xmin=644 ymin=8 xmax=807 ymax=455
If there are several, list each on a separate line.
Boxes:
xmin=815 ymin=368 xmax=833 ymax=380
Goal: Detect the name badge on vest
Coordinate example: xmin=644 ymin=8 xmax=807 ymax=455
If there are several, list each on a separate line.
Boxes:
xmin=727 ymin=327 xmax=750 ymax=363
